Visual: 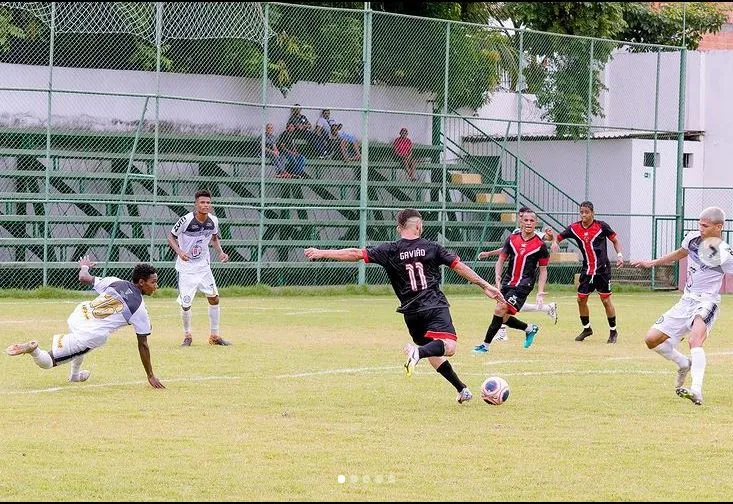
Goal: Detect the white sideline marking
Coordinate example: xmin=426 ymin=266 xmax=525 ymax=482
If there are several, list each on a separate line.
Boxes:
xmin=0 ymin=375 xmax=239 ymax=395
xmin=285 ymin=309 xmax=349 ymax=316
xmin=275 ymin=350 xmax=733 ymax=379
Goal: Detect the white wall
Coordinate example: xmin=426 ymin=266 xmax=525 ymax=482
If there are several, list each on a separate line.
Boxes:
xmin=0 ymin=63 xmax=435 ymax=144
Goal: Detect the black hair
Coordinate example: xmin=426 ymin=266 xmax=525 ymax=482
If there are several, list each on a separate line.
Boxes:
xmin=580 ymin=201 xmax=594 ymax=212
xmin=132 ymin=263 xmax=157 ymax=284
xmin=195 ymin=189 xmax=211 ymax=200
xmin=519 ymin=206 xmax=531 ymax=214
xmin=396 ymin=208 xmax=422 ymax=228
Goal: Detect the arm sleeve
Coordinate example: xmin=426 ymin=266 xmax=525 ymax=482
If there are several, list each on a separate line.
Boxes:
xmin=93 ymin=276 xmax=122 ymax=294
xmin=601 ymin=221 xmax=617 ymax=240
xmin=436 ymin=243 xmax=459 ymax=268
xmin=365 ymin=243 xmax=393 ymax=266
xmin=171 ymin=214 xmax=189 ymax=237
xmin=557 ymin=226 xmax=572 ymax=242
xmin=129 ymin=304 xmax=152 ymax=336
xmin=680 ymin=231 xmax=695 ymax=251
xmin=538 ymin=243 xmax=550 ymax=266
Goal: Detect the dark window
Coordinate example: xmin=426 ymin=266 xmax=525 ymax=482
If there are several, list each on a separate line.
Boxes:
xmin=643 ymin=152 xmax=660 ymax=167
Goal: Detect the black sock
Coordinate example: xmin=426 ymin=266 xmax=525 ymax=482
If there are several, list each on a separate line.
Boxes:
xmin=580 ymin=315 xmax=590 ymax=329
xmin=484 ymin=315 xmax=504 ymax=344
xmin=608 ymin=316 xmax=617 ymax=331
xmin=436 ymin=361 xmax=465 ymax=392
xmin=505 ymin=316 xmax=528 ymax=331
xmin=418 ymin=339 xmax=445 ymax=359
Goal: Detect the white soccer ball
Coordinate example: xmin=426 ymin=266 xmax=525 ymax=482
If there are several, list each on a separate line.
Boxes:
xmin=480 ymin=376 xmax=510 ymax=405
xmin=699 ymin=237 xmax=731 ymax=268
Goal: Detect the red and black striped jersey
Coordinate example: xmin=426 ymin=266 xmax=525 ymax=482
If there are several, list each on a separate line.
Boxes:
xmin=363 ymin=238 xmax=460 ymax=314
xmin=557 ymin=220 xmax=617 ymax=275
xmin=499 ymin=233 xmax=550 ymax=288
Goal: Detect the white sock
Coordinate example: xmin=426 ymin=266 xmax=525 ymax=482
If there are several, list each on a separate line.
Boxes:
xmin=522 ymin=303 xmax=545 ymax=312
xmin=208 ymin=304 xmax=220 ymax=335
xmin=652 ymin=339 xmax=689 ymax=369
xmin=30 ymin=348 xmax=53 ymax=369
xmin=69 ymin=355 xmax=83 ymax=379
xmin=181 ymin=308 xmax=192 ymax=334
xmin=690 ymin=347 xmax=706 ymax=394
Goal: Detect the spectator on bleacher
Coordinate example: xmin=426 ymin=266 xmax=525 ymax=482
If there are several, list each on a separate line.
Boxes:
xmin=314 ymin=109 xmax=336 ymax=157
xmin=264 ymin=123 xmax=287 ymax=177
xmin=331 ymin=123 xmax=361 ymax=162
xmin=278 ymin=122 xmax=306 ymax=178
xmin=393 ymin=127 xmax=417 ymax=181
xmin=287 ymin=104 xmax=329 ymax=157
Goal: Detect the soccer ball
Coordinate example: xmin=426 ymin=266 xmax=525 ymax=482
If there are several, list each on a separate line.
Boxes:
xmin=480 ymin=376 xmax=510 ymax=405
xmin=699 ymin=236 xmax=731 ymax=268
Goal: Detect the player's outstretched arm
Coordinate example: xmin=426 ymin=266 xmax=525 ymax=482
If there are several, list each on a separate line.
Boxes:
xmin=478 ymin=248 xmax=502 ymax=260
xmin=304 ymin=247 xmax=364 ymax=262
xmin=136 ymin=334 xmax=165 ymax=389
xmin=631 ymin=247 xmax=687 ymax=269
xmin=453 ymin=262 xmax=506 ymax=304
xmin=78 ymin=255 xmax=95 ymax=285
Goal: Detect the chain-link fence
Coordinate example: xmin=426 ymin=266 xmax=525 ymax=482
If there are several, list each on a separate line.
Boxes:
xmin=0 ymin=2 xmax=687 ymax=289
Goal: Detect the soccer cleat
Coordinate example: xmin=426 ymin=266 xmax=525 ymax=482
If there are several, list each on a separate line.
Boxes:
xmin=181 ymin=334 xmax=192 ymax=347
xmin=494 ymin=327 xmax=509 ymax=342
xmin=607 ymin=330 xmax=618 ymax=344
xmin=456 ymin=387 xmax=473 ymax=404
xmin=675 ymin=359 xmax=692 ymax=389
xmin=676 ymin=387 xmax=703 ymax=405
xmin=523 ymin=324 xmax=539 ymax=349
xmin=575 ymin=328 xmax=593 ymax=342
xmin=472 ymin=343 xmax=490 ymax=354
xmin=208 ymin=335 xmax=231 ymax=346
xmin=5 ymin=340 xmax=38 ymax=356
xmin=547 ymin=302 xmax=558 ymax=325
xmin=403 ymin=343 xmax=419 ymax=377
xmin=69 ymin=370 xmax=91 ymax=383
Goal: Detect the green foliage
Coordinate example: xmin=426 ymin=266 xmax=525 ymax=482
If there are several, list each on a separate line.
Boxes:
xmin=0 ymin=7 xmax=25 ymax=53
xmin=620 ymin=2 xmax=728 ymax=51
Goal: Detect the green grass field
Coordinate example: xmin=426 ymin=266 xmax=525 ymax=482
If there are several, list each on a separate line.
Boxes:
xmin=2 ymin=288 xmax=733 ymax=501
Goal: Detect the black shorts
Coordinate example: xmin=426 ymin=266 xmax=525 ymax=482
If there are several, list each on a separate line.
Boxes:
xmin=578 ymin=270 xmax=612 ymax=297
xmin=403 ymin=307 xmax=457 ymax=345
xmin=501 ymin=285 xmax=532 ymax=315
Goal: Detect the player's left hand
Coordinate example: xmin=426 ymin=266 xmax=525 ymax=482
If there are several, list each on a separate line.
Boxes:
xmin=616 ymin=255 xmax=624 ymax=268
xmin=147 ymin=375 xmax=166 ymax=389
xmin=304 ymin=248 xmax=321 ymax=260
xmin=78 ymin=255 xmax=95 ymax=269
xmin=219 ymin=251 xmax=229 ymax=263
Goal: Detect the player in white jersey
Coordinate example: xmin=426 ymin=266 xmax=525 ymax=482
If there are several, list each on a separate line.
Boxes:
xmin=167 ymin=190 xmax=230 ymax=347
xmin=632 ymin=206 xmax=733 ymax=405
xmin=5 ymin=256 xmax=165 ymax=389
xmin=477 ymin=207 xmax=558 ymax=340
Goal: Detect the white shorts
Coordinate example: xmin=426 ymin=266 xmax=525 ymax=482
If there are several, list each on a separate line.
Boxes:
xmin=176 ymin=268 xmax=219 ymax=307
xmin=652 ymin=295 xmax=719 ymax=345
xmin=50 ymin=331 xmax=107 ymax=364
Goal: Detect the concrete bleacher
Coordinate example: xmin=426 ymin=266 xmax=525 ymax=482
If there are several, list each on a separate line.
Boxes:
xmin=0 ymin=126 xmax=581 ymax=287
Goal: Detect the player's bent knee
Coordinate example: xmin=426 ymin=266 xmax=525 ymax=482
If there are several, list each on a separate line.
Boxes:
xmin=442 ymin=339 xmax=457 ymax=356
xmin=207 ymin=296 xmax=219 ymax=305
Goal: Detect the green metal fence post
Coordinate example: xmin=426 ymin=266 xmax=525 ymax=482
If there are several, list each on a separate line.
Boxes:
xmin=516 ymin=30 xmax=524 ymax=215
xmin=585 ymin=39 xmax=594 ymax=201
xmin=440 ymin=21 xmax=450 ymax=287
xmin=358 ymin=2 xmax=372 ymax=286
xmin=151 ymin=1 xmax=162 ymax=267
xmin=43 ymin=2 xmax=56 ymax=287
xmin=675 ymin=49 xmax=687 ymax=284
xmin=651 ymin=48 xmax=662 ymax=289
xmin=257 ymin=3 xmax=270 ymax=285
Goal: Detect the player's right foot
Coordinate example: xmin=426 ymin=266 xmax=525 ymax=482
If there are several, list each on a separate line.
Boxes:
xmin=5 ymin=340 xmax=38 ymax=356
xmin=456 ymin=387 xmax=473 ymax=404
xmin=209 ymin=335 xmax=231 ymax=346
xmin=472 ymin=343 xmax=490 ymax=354
xmin=676 ymin=387 xmax=703 ymax=405
xmin=607 ymin=330 xmax=618 ymax=344
xmin=523 ymin=324 xmax=539 ymax=349
xmin=575 ymin=328 xmax=593 ymax=342
xmin=675 ymin=359 xmax=692 ymax=389
xmin=181 ymin=334 xmax=192 ymax=347
xmin=403 ymin=343 xmax=419 ymax=377
xmin=69 ymin=370 xmax=91 ymax=382
xmin=547 ymin=302 xmax=558 ymax=325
